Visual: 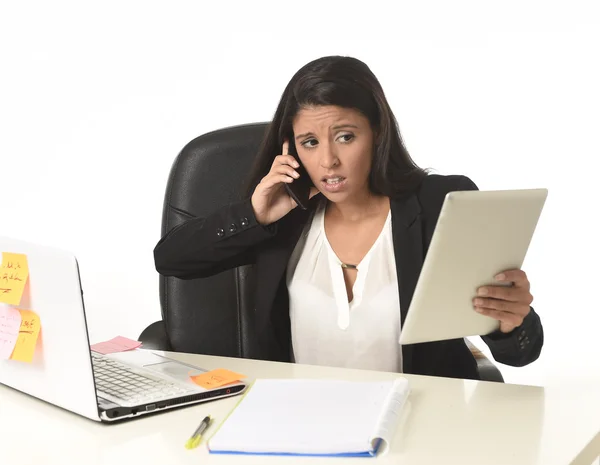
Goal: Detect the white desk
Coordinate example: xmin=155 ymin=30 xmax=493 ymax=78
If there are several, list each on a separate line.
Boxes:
xmin=1 ymin=350 xmax=599 ymax=465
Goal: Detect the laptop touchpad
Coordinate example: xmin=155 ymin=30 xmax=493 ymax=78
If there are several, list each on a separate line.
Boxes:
xmin=143 ymin=360 xmax=205 ymax=385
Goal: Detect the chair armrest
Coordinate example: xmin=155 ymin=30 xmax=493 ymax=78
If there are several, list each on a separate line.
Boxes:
xmin=138 ymin=320 xmax=173 ymax=351
xmin=465 ymin=339 xmax=505 ymax=383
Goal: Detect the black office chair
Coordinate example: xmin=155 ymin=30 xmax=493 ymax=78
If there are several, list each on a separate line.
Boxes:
xmin=139 ymin=122 xmax=504 ymax=383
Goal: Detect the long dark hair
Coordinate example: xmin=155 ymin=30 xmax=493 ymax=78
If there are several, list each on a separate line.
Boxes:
xmin=244 ymin=55 xmax=427 ymax=198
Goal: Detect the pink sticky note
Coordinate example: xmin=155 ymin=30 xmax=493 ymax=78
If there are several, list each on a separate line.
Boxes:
xmin=90 ymin=336 xmax=142 ymax=355
xmin=0 ymin=305 xmax=22 ymax=359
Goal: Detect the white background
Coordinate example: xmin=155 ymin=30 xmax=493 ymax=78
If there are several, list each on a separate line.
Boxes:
xmin=1 ymin=1 xmax=598 ymax=387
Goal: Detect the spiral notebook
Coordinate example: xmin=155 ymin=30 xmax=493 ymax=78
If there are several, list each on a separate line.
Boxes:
xmin=207 ymin=377 xmax=410 ymax=457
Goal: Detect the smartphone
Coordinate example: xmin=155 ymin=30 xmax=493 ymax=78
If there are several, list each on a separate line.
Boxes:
xmin=284 ymin=140 xmax=313 ymax=210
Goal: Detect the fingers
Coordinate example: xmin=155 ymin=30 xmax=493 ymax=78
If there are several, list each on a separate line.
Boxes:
xmin=476 ymin=285 xmax=533 ymax=305
xmin=260 ymin=172 xmax=295 ymax=188
xmin=272 ymin=161 xmax=299 ymax=180
xmin=267 ymin=152 xmax=301 ymax=185
xmin=265 ymin=174 xmax=294 ymax=187
xmin=260 ymin=141 xmax=309 ymax=195
xmin=474 ymin=268 xmax=532 ymax=331
xmin=474 ymin=306 xmax=525 ymax=328
xmin=494 ymin=269 xmax=530 ymax=289
xmin=272 ymin=154 xmax=300 ymax=170
xmin=473 ymin=296 xmax=531 ymax=317
xmin=276 ymin=139 xmax=298 ymax=168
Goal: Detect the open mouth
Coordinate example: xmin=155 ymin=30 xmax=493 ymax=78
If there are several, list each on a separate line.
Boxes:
xmin=320 ymin=176 xmax=347 ymax=192
xmin=323 ymin=176 xmax=345 ymax=184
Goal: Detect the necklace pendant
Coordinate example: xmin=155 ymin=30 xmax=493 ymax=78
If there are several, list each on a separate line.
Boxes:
xmin=341 ymin=263 xmax=358 ymax=270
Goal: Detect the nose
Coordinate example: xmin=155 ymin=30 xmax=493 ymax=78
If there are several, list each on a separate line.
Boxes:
xmin=319 ymin=142 xmax=339 ymax=169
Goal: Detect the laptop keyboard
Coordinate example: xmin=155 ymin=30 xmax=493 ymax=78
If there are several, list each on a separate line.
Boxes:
xmin=91 ymin=352 xmax=196 ymax=405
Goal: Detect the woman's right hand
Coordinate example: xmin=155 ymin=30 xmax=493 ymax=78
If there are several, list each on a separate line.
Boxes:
xmin=251 ymin=140 xmax=306 ymax=225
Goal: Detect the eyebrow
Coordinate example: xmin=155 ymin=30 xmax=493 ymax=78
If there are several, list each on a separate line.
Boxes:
xmin=295 ymin=124 xmax=359 ymax=140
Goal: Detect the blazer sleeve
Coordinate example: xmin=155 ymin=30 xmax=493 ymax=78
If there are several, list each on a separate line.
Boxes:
xmin=457 ymin=176 xmax=545 ymax=367
xmin=153 ymin=198 xmax=277 ymax=279
xmin=481 ymin=307 xmax=544 ymax=367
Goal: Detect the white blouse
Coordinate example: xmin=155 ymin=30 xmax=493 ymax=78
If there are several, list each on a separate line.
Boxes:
xmin=286 ymin=202 xmax=403 ymax=373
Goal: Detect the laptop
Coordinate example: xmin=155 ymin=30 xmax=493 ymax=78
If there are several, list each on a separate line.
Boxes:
xmin=0 ymin=236 xmax=247 ymax=422
xmin=399 ymin=188 xmax=548 ymax=345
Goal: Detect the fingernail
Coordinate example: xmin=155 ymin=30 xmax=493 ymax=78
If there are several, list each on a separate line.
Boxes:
xmin=474 ymin=298 xmax=484 ymax=306
xmin=293 ymin=171 xmax=299 ymax=178
xmin=495 ymin=273 xmax=506 ymax=281
xmin=293 ymin=161 xmax=299 ymax=168
xmin=478 ymin=288 xmax=488 ymax=296
xmin=474 ymin=307 xmax=483 ymax=313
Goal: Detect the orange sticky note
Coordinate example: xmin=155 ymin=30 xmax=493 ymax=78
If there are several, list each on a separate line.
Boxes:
xmin=10 ymin=309 xmax=41 ymax=363
xmin=190 ymin=369 xmax=246 ymax=389
xmin=0 ymin=252 xmax=29 ymax=306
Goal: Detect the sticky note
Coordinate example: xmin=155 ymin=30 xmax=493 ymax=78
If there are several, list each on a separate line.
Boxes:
xmin=190 ymin=368 xmax=246 ymax=389
xmin=90 ymin=336 xmax=142 ymax=355
xmin=0 ymin=306 xmax=22 ymax=360
xmin=0 ymin=252 xmax=29 ymax=306
xmin=10 ymin=309 xmax=41 ymax=363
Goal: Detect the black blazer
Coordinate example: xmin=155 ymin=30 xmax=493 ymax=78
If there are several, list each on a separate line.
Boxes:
xmin=154 ymin=174 xmax=543 ymax=380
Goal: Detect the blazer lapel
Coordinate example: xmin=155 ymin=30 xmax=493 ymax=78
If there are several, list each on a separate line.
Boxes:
xmin=265 ymin=206 xmax=311 ymax=282
xmin=391 ymin=194 xmax=423 ymax=374
xmin=256 ymin=200 xmax=316 ymax=330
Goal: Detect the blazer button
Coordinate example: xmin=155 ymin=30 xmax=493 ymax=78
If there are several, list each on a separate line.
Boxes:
xmin=229 ymin=223 xmax=237 ymax=233
xmin=241 ymin=217 xmax=249 ymax=227
xmin=216 ymin=228 xmax=225 ymax=237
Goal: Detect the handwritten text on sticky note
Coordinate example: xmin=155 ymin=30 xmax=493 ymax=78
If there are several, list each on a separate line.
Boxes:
xmin=0 ymin=253 xmax=29 ymax=306
xmin=90 ymin=336 xmax=142 ymax=355
xmin=10 ymin=309 xmax=41 ymax=363
xmin=0 ymin=306 xmax=22 ymax=360
xmin=190 ymin=368 xmax=246 ymax=389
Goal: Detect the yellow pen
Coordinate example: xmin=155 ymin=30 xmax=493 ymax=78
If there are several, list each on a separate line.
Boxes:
xmin=185 ymin=415 xmax=212 ymax=450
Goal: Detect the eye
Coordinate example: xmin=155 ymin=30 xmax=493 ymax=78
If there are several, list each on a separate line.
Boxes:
xmin=301 ymin=138 xmax=318 ymax=149
xmin=336 ymin=133 xmax=355 ymax=143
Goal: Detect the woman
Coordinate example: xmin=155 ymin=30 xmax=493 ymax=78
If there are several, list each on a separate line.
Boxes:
xmin=154 ymin=56 xmax=543 ymax=380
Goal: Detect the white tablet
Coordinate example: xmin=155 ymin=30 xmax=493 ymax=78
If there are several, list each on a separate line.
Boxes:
xmin=399 ymin=188 xmax=548 ymax=345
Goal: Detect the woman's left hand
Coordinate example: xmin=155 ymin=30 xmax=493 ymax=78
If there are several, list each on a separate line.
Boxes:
xmin=473 ymin=269 xmax=533 ymax=333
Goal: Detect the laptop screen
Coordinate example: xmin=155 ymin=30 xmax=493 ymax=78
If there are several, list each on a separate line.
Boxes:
xmin=0 ymin=236 xmax=100 ymax=421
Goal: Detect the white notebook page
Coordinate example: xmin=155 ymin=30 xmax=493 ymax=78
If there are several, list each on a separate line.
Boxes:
xmin=208 ymin=378 xmax=410 ymax=456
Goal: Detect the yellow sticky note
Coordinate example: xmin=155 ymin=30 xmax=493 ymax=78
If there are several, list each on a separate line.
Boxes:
xmin=0 ymin=253 xmax=29 ymax=306
xmin=190 ymin=369 xmax=246 ymax=389
xmin=10 ymin=309 xmax=41 ymax=363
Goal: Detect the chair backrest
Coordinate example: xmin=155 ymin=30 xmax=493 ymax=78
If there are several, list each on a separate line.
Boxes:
xmin=159 ymin=122 xmax=269 ymax=358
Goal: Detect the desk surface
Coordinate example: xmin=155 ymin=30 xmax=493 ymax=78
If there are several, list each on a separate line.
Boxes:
xmin=1 ymin=350 xmax=599 ymax=465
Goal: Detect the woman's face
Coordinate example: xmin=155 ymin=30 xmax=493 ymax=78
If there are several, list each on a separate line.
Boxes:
xmin=292 ymin=105 xmax=375 ymax=204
